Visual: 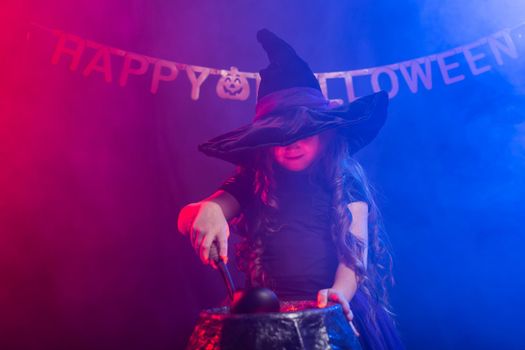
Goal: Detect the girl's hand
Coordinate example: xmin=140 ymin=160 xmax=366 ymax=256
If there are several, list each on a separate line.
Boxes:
xmin=317 ymin=288 xmax=354 ymax=322
xmin=177 ymin=201 xmax=230 ymax=268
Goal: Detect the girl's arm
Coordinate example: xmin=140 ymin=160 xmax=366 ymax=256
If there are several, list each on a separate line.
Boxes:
xmin=204 ymin=190 xmax=242 ymax=220
xmin=317 ymin=201 xmax=369 ymax=320
xmin=332 ymin=200 xmax=369 ymax=300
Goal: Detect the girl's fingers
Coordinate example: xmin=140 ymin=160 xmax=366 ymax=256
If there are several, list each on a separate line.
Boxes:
xmin=346 ymin=307 xmax=354 ymax=321
xmin=318 ymin=290 xmax=354 ymax=322
xmin=330 ymin=293 xmax=350 ymax=314
xmin=349 ymin=320 xmax=360 ymax=337
xmin=190 ymin=228 xmax=226 ymax=268
xmin=200 ymin=234 xmax=216 ymax=264
xmin=209 ymin=258 xmax=218 ymax=269
xmin=194 ymin=234 xmax=205 ymax=257
xmin=317 ymin=289 xmax=328 ymax=308
xmin=328 ymin=291 xmax=353 ymax=321
xmin=190 ymin=227 xmax=201 ymax=250
xmin=217 ymin=234 xmax=229 ymax=264
xmin=209 ymin=240 xmax=224 ymax=267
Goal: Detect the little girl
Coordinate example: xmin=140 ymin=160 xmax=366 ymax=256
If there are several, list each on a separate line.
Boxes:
xmin=178 ymin=29 xmax=405 ymax=350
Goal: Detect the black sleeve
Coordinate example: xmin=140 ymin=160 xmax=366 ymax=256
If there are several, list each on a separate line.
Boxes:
xmin=218 ymin=168 xmax=255 ymax=209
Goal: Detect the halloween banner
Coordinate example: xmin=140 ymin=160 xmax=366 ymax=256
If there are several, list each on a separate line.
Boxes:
xmin=28 ymin=22 xmax=524 ymax=102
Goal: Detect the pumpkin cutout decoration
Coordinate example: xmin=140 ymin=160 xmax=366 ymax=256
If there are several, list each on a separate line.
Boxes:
xmin=216 ymin=67 xmax=250 ymax=101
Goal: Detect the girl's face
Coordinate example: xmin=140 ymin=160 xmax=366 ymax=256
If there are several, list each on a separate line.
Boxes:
xmin=272 ymin=134 xmax=322 ymax=172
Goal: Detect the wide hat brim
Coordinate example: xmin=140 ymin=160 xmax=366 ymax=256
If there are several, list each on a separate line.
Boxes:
xmin=198 ymin=90 xmax=389 ymax=165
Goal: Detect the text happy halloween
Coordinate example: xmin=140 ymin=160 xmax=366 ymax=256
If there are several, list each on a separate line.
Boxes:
xmin=33 ymin=24 xmax=522 ymax=102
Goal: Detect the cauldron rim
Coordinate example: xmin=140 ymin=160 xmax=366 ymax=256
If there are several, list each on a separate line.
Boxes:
xmin=200 ymin=300 xmax=342 ymax=321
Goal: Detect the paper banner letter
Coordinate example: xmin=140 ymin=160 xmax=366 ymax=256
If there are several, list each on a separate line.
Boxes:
xmin=488 ymin=30 xmax=519 ymax=65
xmin=151 ymin=60 xmax=178 ymax=94
xmin=463 ymin=40 xmax=492 ymax=75
xmin=120 ymin=53 xmax=150 ymax=87
xmin=343 ymin=72 xmax=358 ymax=102
xmin=216 ymin=67 xmax=250 ymax=101
xmin=315 ymin=74 xmax=329 ymax=99
xmin=51 ymin=32 xmax=86 ymax=71
xmin=255 ymin=74 xmax=261 ymax=98
xmin=371 ymin=67 xmax=400 ymax=98
xmin=186 ymin=66 xmax=210 ymax=100
xmin=436 ymin=50 xmax=465 ymax=85
xmin=82 ymin=46 xmax=113 ymax=83
xmin=399 ymin=58 xmax=433 ymax=93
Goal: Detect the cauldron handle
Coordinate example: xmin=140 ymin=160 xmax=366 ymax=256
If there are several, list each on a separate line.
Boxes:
xmin=210 ymin=241 xmax=236 ymax=301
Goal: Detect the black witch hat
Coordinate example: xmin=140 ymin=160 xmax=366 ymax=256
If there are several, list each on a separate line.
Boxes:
xmin=198 ymin=29 xmax=388 ymax=165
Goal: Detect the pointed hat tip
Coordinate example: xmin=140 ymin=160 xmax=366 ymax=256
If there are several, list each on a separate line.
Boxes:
xmin=256 ymin=28 xmax=275 ymax=44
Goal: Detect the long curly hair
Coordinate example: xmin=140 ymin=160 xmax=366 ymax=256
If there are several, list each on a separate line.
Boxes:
xmin=231 ymin=130 xmax=395 ymax=321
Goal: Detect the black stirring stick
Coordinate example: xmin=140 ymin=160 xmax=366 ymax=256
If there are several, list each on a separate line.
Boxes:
xmin=209 ymin=240 xmax=236 ymax=301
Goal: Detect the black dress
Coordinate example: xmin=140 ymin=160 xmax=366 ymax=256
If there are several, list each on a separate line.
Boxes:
xmin=219 ymin=165 xmax=406 ymax=350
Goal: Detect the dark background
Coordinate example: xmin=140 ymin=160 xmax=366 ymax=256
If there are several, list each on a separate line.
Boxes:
xmin=1 ymin=1 xmax=525 ymax=349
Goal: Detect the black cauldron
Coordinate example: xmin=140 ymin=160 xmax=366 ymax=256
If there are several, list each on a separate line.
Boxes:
xmin=186 ymin=300 xmax=362 ymax=350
